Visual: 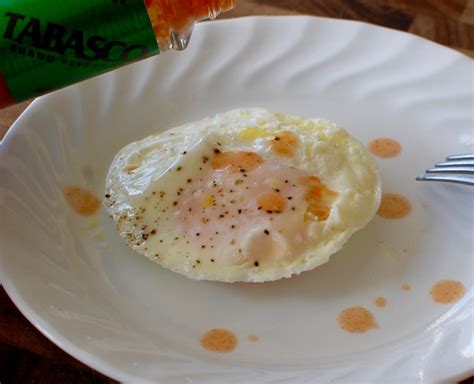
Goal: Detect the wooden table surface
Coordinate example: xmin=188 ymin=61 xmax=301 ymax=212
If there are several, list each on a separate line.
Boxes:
xmin=1 ymin=1 xmax=473 ymax=383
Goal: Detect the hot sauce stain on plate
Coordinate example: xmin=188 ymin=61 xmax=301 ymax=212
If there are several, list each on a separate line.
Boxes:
xmin=200 ymin=328 xmax=237 ymax=352
xmin=247 ymin=334 xmax=259 ymax=342
xmin=377 ymin=193 xmax=411 ymax=219
xmin=368 ymin=138 xmax=401 ymax=158
xmin=373 ymin=297 xmax=387 ymax=307
xmin=338 ymin=306 xmax=378 ymax=333
xmin=430 ymin=280 xmax=466 ymax=304
xmin=400 ymin=283 xmax=411 ymax=291
xmin=63 ymin=186 xmax=100 ymax=216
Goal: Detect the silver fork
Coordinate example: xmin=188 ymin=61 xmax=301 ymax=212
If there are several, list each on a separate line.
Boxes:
xmin=416 ymin=154 xmax=474 ymax=186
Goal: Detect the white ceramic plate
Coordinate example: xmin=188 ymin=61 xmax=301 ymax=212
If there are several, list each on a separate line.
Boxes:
xmin=0 ymin=16 xmax=472 ymax=383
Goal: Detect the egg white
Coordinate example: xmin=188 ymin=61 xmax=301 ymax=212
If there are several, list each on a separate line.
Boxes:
xmin=104 ymin=108 xmax=381 ymax=282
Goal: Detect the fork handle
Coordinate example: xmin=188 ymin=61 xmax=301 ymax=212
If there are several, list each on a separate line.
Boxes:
xmin=416 ymin=174 xmax=474 ymax=186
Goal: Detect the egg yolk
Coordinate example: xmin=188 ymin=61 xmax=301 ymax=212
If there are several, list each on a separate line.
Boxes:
xmin=173 ymin=150 xmax=337 ymax=266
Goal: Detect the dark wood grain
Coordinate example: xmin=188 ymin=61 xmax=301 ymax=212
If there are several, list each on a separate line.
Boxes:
xmin=0 ymin=101 xmax=30 ymax=142
xmin=0 ymin=344 xmax=112 ymax=384
xmin=224 ymin=0 xmax=416 ymax=30
xmin=0 ymin=1 xmax=473 ymax=383
xmin=222 ymin=0 xmax=474 ymax=55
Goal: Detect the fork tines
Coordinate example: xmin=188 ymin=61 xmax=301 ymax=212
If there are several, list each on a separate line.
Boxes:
xmin=416 ymin=154 xmax=474 ymax=186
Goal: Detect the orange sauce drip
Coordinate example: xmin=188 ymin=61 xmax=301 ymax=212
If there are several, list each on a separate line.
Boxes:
xmin=338 ymin=306 xmax=378 ymax=333
xmin=63 ymin=186 xmax=100 ymax=216
xmin=298 ymin=176 xmax=338 ymax=221
xmin=123 ymin=165 xmax=139 ymax=173
xmin=400 ymin=283 xmax=411 ymax=291
xmin=257 ymin=191 xmax=286 ymax=213
xmin=247 ymin=334 xmax=259 ymax=342
xmin=211 ymin=151 xmax=263 ymax=172
xmin=145 ymin=0 xmax=236 ymax=44
xmin=373 ymin=297 xmax=387 ymax=308
xmin=430 ymin=280 xmax=466 ymax=304
xmin=200 ymin=328 xmax=237 ymax=352
xmin=368 ymin=138 xmax=401 ymax=158
xmin=377 ymin=193 xmax=411 ymax=219
xmin=270 ymin=131 xmax=299 ymax=156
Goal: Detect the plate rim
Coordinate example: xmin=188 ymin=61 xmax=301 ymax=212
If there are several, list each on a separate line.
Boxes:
xmin=0 ymin=15 xmax=472 ymax=383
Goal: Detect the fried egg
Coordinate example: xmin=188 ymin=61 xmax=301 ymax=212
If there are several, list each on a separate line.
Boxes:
xmin=104 ymin=109 xmax=381 ymax=282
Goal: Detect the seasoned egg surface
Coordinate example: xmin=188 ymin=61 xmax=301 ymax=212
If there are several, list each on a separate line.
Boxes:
xmin=104 ymin=109 xmax=381 ymax=282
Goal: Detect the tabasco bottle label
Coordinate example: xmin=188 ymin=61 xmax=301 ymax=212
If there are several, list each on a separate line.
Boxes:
xmin=0 ymin=0 xmax=159 ymax=107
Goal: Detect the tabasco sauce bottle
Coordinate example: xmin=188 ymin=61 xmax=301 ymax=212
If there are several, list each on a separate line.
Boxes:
xmin=0 ymin=0 xmax=236 ymax=109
